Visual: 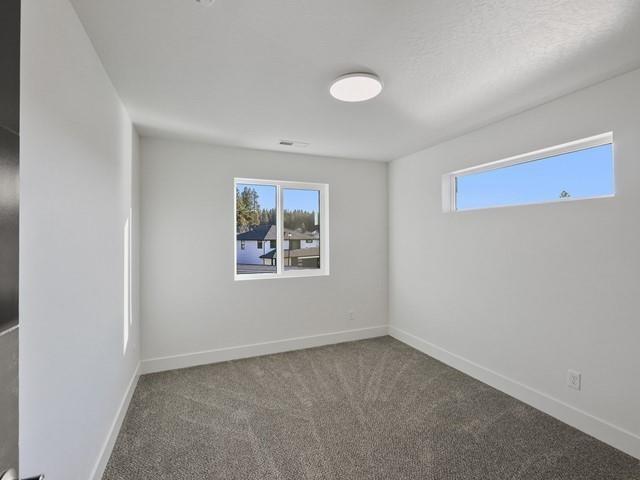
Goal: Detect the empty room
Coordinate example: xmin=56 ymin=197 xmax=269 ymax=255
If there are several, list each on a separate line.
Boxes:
xmin=2 ymin=0 xmax=640 ymax=479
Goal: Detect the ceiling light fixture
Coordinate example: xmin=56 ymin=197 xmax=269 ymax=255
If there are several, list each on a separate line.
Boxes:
xmin=329 ymin=73 xmax=383 ymax=102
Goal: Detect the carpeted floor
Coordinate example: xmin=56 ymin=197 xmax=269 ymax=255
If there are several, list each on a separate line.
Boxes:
xmin=103 ymin=337 xmax=640 ymax=479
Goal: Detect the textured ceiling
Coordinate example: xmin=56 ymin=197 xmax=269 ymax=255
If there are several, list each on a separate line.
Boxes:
xmin=70 ymin=0 xmax=640 ymax=161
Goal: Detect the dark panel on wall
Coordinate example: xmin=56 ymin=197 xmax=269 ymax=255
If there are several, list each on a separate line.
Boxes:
xmin=0 ymin=0 xmax=21 ymax=133
xmin=0 ymin=0 xmax=20 ymax=476
xmin=0 ymin=328 xmax=19 ymax=471
xmin=0 ymin=129 xmax=19 ymax=331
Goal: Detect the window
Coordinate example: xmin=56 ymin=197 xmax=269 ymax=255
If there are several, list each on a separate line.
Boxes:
xmin=235 ymin=178 xmax=329 ymax=280
xmin=289 ymin=239 xmax=301 ymax=250
xmin=443 ymin=132 xmax=614 ymax=212
xmin=283 ymin=188 xmax=321 ymax=271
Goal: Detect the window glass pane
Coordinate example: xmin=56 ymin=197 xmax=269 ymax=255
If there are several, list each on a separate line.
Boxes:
xmin=456 ymin=143 xmax=614 ymax=210
xmin=236 ymin=183 xmax=277 ymax=275
xmin=283 ymin=188 xmax=320 ymax=271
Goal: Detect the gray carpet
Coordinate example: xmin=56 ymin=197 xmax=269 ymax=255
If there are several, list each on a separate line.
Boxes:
xmin=103 ymin=337 xmax=640 ymax=479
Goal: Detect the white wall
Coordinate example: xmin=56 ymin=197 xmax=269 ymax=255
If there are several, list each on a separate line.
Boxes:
xmin=389 ymin=68 xmax=640 ymax=458
xmin=140 ymin=138 xmax=387 ymax=371
xmin=20 ymin=0 xmax=141 ymax=479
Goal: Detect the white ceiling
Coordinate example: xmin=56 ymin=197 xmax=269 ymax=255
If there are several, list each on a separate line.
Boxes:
xmin=70 ymin=0 xmax=640 ymax=161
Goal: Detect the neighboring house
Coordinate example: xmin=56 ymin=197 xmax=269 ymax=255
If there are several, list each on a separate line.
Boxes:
xmin=236 ymin=224 xmax=320 ymax=267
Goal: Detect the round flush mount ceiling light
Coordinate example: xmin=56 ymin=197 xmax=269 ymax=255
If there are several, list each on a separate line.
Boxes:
xmin=329 ymin=73 xmax=383 ymax=102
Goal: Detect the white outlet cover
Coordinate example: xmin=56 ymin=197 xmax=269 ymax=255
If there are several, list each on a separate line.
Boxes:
xmin=567 ymin=370 xmax=582 ymax=390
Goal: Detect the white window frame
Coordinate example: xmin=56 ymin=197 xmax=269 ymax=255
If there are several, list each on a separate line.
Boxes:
xmin=442 ymin=132 xmax=615 ymax=212
xmin=234 ymin=178 xmax=330 ymax=281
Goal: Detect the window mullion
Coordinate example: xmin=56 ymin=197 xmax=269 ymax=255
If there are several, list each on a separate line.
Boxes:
xmin=276 ymin=183 xmax=283 ymax=275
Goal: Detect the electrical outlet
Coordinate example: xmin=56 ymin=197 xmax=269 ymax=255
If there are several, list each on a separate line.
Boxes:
xmin=567 ymin=370 xmax=581 ymax=391
xmin=348 ymin=310 xmax=355 ymax=321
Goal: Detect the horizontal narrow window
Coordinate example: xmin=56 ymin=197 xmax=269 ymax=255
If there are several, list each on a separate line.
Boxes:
xmin=235 ymin=178 xmax=329 ymax=280
xmin=444 ymin=133 xmax=614 ymax=212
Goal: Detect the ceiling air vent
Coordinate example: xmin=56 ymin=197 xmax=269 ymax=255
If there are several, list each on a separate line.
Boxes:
xmin=279 ymin=140 xmax=310 ymax=148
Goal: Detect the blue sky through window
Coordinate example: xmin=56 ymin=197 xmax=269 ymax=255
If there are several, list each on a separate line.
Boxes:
xmin=284 ymin=188 xmax=320 ymax=213
xmin=236 ymin=184 xmax=319 ymax=213
xmin=456 ymin=144 xmax=614 ymax=210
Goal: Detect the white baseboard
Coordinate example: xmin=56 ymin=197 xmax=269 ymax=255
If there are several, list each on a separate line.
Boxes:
xmin=90 ymin=362 xmax=141 ymax=480
xmin=389 ymin=325 xmax=640 ymax=460
xmin=141 ymin=325 xmax=389 ymax=375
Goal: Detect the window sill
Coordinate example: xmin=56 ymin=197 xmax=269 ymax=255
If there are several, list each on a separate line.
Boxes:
xmin=234 ymin=270 xmax=329 ymax=282
xmin=453 ymin=193 xmax=615 ymax=213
